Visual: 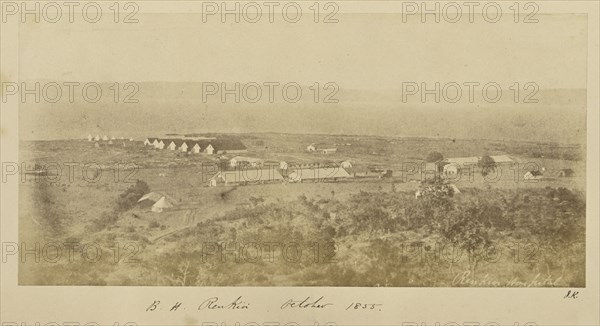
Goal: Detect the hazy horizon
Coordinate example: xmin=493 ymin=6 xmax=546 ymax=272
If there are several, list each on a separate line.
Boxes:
xmin=11 ymin=12 xmax=588 ymax=144
xmin=17 ymin=84 xmax=586 ymax=144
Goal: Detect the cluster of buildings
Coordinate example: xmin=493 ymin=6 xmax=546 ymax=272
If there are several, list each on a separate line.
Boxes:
xmin=143 ymin=137 xmax=247 ymax=155
xmin=429 ymin=155 xmax=574 ymax=180
xmin=421 ymin=155 xmax=515 ymax=179
xmin=438 ymin=155 xmax=514 ymax=176
xmin=208 ymin=165 xmax=353 ymax=187
xmin=227 ymin=156 xmax=353 ymax=170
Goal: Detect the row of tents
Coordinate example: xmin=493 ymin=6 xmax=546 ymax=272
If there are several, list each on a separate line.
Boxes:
xmin=144 ymin=137 xmax=247 ymax=155
xmin=88 ymin=134 xmax=134 ymax=142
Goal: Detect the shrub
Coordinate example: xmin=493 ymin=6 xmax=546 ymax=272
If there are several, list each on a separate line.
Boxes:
xmin=116 ymin=180 xmax=150 ymax=212
xmin=425 ymin=151 xmax=444 ymax=163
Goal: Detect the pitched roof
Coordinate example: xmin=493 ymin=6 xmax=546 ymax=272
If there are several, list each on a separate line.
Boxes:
xmin=445 ymin=157 xmax=480 ymax=165
xmin=188 ymin=140 xmax=214 ymax=150
xmin=215 ymin=168 xmax=283 ymax=183
xmin=162 ymin=138 xmax=187 ymax=147
xmin=153 ymin=196 xmax=174 ymax=209
xmin=231 ymin=156 xmax=263 ymax=163
xmin=490 ymin=155 xmax=513 ymax=163
xmin=138 ymin=192 xmax=165 ymax=203
xmin=173 ymin=139 xmax=189 ymax=147
xmin=527 ymin=170 xmax=544 ymax=176
xmin=292 ymin=167 xmax=351 ymax=180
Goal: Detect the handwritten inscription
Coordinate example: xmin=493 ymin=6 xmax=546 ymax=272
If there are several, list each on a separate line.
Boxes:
xmin=198 ymin=296 xmax=250 ymax=310
xmin=146 ymin=297 xmax=250 ymax=312
xmin=564 ymin=290 xmax=579 ymax=299
xmin=280 ymin=296 xmax=333 ymax=309
xmin=345 ymin=302 xmax=383 ymax=311
xmin=146 ymin=296 xmax=383 ymax=312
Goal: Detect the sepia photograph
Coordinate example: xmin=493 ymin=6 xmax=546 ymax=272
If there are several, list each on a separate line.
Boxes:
xmin=9 ymin=8 xmax=588 ymax=288
xmin=1 ymin=1 xmax=599 ymax=325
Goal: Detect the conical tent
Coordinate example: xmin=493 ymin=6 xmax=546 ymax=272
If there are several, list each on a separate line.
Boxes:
xmin=151 ymin=196 xmax=173 ymax=213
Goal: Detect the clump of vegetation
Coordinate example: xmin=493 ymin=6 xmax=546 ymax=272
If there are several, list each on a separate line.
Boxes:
xmin=87 ymin=180 xmax=150 ymax=232
xmin=425 ymin=151 xmax=444 ymax=163
xmin=142 ymin=186 xmax=584 ymax=287
xmin=116 ymin=180 xmax=150 ymax=212
xmin=479 ymin=155 xmax=495 ymax=177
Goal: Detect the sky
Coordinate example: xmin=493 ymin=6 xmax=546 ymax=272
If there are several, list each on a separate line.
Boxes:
xmin=17 ymin=12 xmax=587 ymax=88
xmin=11 ymin=10 xmax=589 ymax=142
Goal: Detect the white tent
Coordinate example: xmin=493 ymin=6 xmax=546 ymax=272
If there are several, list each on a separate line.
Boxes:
xmin=152 ymin=197 xmax=173 ymax=213
xmin=138 ymin=192 xmax=175 ymax=213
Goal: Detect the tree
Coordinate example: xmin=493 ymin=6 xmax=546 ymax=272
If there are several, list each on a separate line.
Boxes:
xmin=479 ymin=155 xmax=494 ymax=167
xmin=425 ymin=151 xmax=444 ymax=163
xmin=479 ymin=155 xmax=495 ymax=177
xmin=117 ymin=180 xmax=150 ymax=211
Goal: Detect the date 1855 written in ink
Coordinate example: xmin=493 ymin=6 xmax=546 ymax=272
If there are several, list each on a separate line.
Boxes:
xmin=345 ymin=302 xmax=383 ymax=311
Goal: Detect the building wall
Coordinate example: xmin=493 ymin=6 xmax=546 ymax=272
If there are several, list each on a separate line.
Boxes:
xmin=217 ymin=149 xmax=248 ymax=154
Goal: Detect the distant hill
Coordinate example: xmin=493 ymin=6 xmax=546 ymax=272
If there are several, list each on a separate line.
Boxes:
xmin=19 ymin=82 xmax=586 ymax=144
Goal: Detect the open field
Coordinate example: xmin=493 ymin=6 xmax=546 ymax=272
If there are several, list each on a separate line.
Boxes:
xmin=17 ymin=133 xmax=585 ymax=286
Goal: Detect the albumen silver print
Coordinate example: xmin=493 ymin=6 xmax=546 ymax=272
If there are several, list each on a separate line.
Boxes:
xmin=1 ymin=1 xmax=598 ymax=326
